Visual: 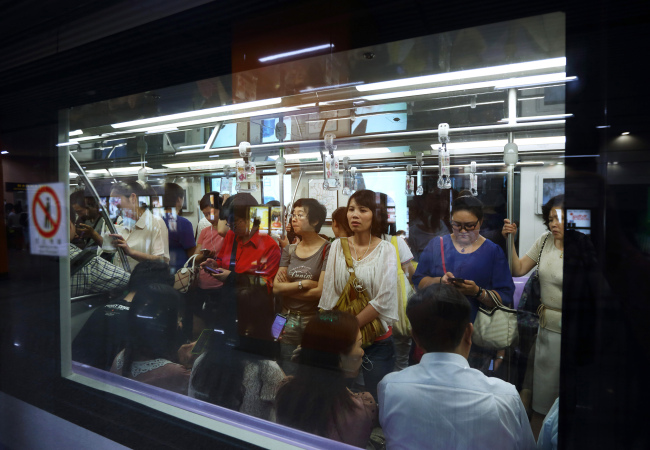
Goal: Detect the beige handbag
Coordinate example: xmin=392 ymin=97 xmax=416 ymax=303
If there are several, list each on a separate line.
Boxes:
xmin=472 ymin=289 xmax=519 ymax=349
xmin=173 ymin=254 xmax=200 ymax=293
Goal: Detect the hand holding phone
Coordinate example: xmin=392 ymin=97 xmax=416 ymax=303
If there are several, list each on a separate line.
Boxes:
xmin=449 ymin=277 xmax=466 ymax=284
xmin=271 ymin=314 xmax=288 ymax=339
xmin=204 ymin=266 xmax=223 ymax=275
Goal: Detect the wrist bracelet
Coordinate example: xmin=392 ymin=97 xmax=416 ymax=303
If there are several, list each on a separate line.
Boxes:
xmin=473 ymin=287 xmax=483 ymax=298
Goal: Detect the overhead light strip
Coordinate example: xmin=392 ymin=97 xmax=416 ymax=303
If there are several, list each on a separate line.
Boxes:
xmin=356 ymin=57 xmax=566 ymax=92
xmin=259 ymin=44 xmax=333 ymax=63
xmin=112 ymin=97 xmax=283 ymax=129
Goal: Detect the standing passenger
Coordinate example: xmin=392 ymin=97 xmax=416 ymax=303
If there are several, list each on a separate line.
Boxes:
xmin=319 ymin=189 xmax=398 ymax=401
xmin=273 ymin=198 xmax=330 ymax=375
xmin=163 ymin=182 xmax=196 ymax=273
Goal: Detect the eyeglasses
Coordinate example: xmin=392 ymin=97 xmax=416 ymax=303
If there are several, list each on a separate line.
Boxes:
xmin=290 ymin=213 xmax=306 ymax=220
xmin=451 ymin=220 xmax=480 ymax=231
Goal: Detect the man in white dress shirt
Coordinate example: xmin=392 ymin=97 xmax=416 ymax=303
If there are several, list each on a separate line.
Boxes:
xmin=378 ymin=284 xmax=536 ymax=450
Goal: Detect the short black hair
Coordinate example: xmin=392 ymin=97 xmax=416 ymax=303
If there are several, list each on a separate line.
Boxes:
xmin=542 ymin=194 xmax=564 ymax=229
xmin=293 ymin=198 xmax=327 ymax=233
xmin=219 ymin=193 xmax=257 ymax=222
xmin=163 ymin=183 xmax=184 ymax=208
xmin=331 ymin=207 xmax=352 ymax=236
xmin=406 ymin=284 xmax=471 ymax=353
xmin=127 ymin=260 xmax=173 ymax=292
xmin=70 ymin=190 xmax=86 ymax=209
xmin=199 ymin=191 xmax=221 ymax=211
xmin=451 ymin=195 xmax=484 ymax=222
xmin=348 ymin=189 xmax=386 ymax=238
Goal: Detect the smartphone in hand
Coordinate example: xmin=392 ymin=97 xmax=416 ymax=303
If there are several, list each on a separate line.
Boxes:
xmin=271 ymin=314 xmax=288 ymax=339
xmin=448 ymin=277 xmax=466 ymax=283
xmin=204 ymin=266 xmax=223 ymax=275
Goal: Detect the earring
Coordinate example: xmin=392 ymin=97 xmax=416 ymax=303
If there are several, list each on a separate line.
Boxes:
xmin=361 ymin=355 xmax=373 ymax=372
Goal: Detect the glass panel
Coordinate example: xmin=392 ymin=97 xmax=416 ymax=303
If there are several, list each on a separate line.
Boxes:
xmin=64 ymin=12 xmax=566 ymax=448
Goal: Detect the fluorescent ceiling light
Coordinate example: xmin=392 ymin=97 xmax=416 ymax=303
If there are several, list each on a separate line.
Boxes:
xmin=121 ymin=105 xmax=314 ymax=135
xmin=498 ymin=114 xmax=573 ymax=123
xmin=178 ymin=144 xmax=206 ymax=150
xmin=86 ymin=167 xmax=151 ymax=175
xmin=144 ymin=126 xmax=179 ymax=134
xmin=259 ymin=44 xmax=333 ymax=63
xmin=129 ymin=161 xmax=148 ymax=165
xmin=75 ymin=135 xmax=102 ymax=142
xmin=428 ymin=100 xmax=503 ymax=111
xmin=269 ymin=147 xmax=391 ymax=161
xmin=111 ymin=98 xmax=283 ymax=129
xmin=1 ymin=150 xmax=8 ymax=155
xmin=162 ymin=159 xmax=240 ymax=169
xmin=69 ymin=172 xmax=79 ymax=178
xmin=360 ymin=73 xmax=570 ymax=102
xmin=356 ymin=57 xmax=566 ymax=92
xmin=494 ymin=74 xmax=576 ymax=90
xmin=69 ymin=129 xmax=83 ymax=137
xmin=57 ymin=140 xmax=80 ymax=147
xmin=519 ymin=96 xmax=544 ymax=101
xmin=430 ymin=136 xmax=565 ymax=154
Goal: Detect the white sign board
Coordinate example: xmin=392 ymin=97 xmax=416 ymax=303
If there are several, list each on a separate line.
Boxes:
xmin=28 ymin=182 xmax=68 ymax=257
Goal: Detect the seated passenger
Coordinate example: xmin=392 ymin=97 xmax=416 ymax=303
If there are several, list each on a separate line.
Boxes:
xmin=70 ymin=189 xmax=105 ymax=249
xmin=69 ymin=218 xmax=129 ymax=298
xmin=188 ymin=330 xmax=285 ymax=421
xmin=107 ymin=180 xmax=170 ymax=270
xmin=73 ymin=261 xmax=173 ymax=370
xmin=162 ymin=182 xmax=196 ymax=273
xmin=378 ymin=284 xmax=535 ymax=450
xmin=275 ymin=311 xmax=377 ymax=448
xmin=273 ymin=198 xmax=330 ymax=376
xmin=110 ymin=284 xmax=190 ymax=395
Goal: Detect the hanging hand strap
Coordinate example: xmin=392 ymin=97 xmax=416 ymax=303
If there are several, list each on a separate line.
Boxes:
xmin=440 ymin=236 xmax=447 ymax=274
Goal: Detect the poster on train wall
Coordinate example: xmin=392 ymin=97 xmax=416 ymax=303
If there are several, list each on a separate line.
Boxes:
xmin=27 ymin=182 xmax=68 ymax=257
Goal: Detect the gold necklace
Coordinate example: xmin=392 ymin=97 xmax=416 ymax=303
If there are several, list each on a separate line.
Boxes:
xmin=352 ymin=236 xmax=371 ymax=261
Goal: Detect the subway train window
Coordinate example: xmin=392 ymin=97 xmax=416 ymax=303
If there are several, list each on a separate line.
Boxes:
xmin=63 ymin=11 xmax=568 ymax=448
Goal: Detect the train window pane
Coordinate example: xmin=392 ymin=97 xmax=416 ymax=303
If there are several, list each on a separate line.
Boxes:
xmin=63 ymin=11 xmax=566 ymax=448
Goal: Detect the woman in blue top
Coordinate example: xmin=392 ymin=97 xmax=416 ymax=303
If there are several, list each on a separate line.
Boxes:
xmin=163 ymin=182 xmax=197 ymax=273
xmin=412 ymin=195 xmax=514 ymax=373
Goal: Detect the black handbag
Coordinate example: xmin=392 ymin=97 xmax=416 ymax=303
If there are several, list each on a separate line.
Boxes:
xmin=517 ymin=232 xmax=550 ymax=352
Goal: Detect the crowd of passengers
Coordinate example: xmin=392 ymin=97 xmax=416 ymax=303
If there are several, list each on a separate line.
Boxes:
xmin=70 ymin=179 xmax=580 ymax=449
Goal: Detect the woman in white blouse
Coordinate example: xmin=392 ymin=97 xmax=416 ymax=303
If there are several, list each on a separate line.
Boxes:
xmin=319 ymin=189 xmax=398 ymax=401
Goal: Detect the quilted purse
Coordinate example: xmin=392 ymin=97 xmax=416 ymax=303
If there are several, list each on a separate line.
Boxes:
xmin=173 ymin=254 xmax=200 ymax=293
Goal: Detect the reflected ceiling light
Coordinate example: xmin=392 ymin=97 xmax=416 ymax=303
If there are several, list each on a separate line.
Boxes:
xmin=1 ymin=150 xmax=8 ymax=155
xmin=361 ymin=73 xmax=571 ymax=102
xmin=178 ymin=144 xmax=206 ymax=150
xmin=111 ymin=97 xmax=283 ymax=129
xmin=129 ymin=161 xmax=148 ymax=164
xmin=69 ymin=172 xmax=79 ymax=178
xmin=596 ymin=125 xmax=610 ymax=129
xmin=356 ymin=57 xmax=566 ymax=92
xmin=162 ymin=159 xmax=239 ymax=169
xmin=144 ymin=126 xmax=179 ymax=134
xmin=74 ymin=135 xmax=103 ymax=142
xmin=519 ymin=96 xmax=545 ymax=101
xmin=259 ymin=44 xmax=333 ymax=63
xmin=69 ymin=129 xmax=83 ymax=136
xmin=621 ymin=132 xmax=630 ymax=135
xmin=86 ymin=167 xmax=151 ymax=175
xmin=498 ymin=114 xmax=573 ymax=123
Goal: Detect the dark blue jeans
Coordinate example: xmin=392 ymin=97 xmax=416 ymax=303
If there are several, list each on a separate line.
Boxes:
xmin=362 ymin=336 xmax=395 ymax=401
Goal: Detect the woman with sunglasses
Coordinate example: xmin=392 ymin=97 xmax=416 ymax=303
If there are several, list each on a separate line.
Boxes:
xmin=412 ymin=195 xmax=514 ymax=372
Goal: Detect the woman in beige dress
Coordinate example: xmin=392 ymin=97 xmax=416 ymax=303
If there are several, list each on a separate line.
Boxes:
xmin=502 ymin=194 xmax=564 ymax=439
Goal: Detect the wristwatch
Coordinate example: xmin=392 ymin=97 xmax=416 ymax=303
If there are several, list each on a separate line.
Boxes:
xmin=473 ymin=287 xmax=483 ymax=298
xmin=298 ymin=280 xmax=303 ymax=290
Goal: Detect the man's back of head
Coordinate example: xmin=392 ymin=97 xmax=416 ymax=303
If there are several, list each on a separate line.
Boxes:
xmin=378 ymin=283 xmax=536 ymax=450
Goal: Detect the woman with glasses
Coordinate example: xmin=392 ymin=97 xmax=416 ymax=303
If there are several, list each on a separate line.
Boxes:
xmin=273 ymin=198 xmax=330 ymax=376
xmin=413 ymin=195 xmax=514 ymax=372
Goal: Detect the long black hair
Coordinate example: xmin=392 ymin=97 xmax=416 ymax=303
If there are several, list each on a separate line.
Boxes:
xmin=121 ymin=284 xmax=183 ymax=378
xmin=275 ymin=311 xmax=359 ymax=437
xmin=348 ymin=189 xmax=387 ymax=238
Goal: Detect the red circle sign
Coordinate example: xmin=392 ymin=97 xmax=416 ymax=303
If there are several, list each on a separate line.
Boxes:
xmin=31 ymin=186 xmax=62 ymax=239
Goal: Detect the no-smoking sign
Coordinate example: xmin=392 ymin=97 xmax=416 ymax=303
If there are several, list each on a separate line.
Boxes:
xmin=27 ymin=182 xmax=68 ymax=257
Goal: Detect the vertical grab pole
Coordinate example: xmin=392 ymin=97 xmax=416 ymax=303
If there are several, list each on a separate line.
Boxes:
xmin=276 ymin=149 xmax=286 ymax=239
xmin=505 ymin=87 xmax=518 ymax=273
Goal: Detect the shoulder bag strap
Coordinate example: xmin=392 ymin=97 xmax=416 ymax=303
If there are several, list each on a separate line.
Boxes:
xmin=440 ymin=236 xmax=447 ymax=274
xmin=538 ymin=232 xmax=550 ymax=263
xmin=340 ymin=238 xmax=355 ymax=271
xmin=391 ymin=236 xmax=404 ymax=275
xmin=229 ymin=238 xmax=238 ymax=272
